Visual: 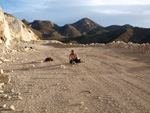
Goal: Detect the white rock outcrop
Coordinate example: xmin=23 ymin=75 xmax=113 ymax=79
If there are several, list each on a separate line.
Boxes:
xmin=0 ymin=6 xmax=39 ymax=45
xmin=0 ymin=83 xmax=4 ymax=89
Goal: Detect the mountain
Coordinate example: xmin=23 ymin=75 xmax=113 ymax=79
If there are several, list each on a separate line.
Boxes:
xmin=22 ymin=18 xmax=102 ymax=40
xmin=0 ymin=6 xmax=39 ymax=45
xmin=129 ymin=27 xmax=150 ymax=43
xmin=22 ymin=17 xmax=150 ymax=44
xmin=31 ymin=20 xmax=58 ymax=32
xmin=22 ymin=19 xmax=30 ymax=25
xmin=62 ymin=27 xmax=150 ymax=44
xmin=71 ymin=18 xmax=103 ymax=35
xmin=105 ymin=24 xmax=131 ymax=31
xmin=60 ymin=24 xmax=81 ymax=37
xmin=28 ymin=20 xmax=64 ymax=40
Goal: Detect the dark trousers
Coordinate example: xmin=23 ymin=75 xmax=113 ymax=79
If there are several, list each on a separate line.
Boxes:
xmin=70 ymin=59 xmax=81 ymax=64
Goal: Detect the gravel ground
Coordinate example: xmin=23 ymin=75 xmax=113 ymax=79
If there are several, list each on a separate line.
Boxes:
xmin=1 ymin=41 xmax=150 ymax=113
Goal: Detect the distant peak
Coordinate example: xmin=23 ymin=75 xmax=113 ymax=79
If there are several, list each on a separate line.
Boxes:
xmin=32 ymin=20 xmax=54 ymax=24
xmin=72 ymin=17 xmax=102 ymax=28
xmin=22 ymin=19 xmax=29 ymax=22
xmin=22 ymin=19 xmax=30 ymax=25
xmin=22 ymin=19 xmax=28 ymax=21
xmin=81 ymin=17 xmax=91 ymax=21
xmin=123 ymin=24 xmax=133 ymax=27
xmin=77 ymin=17 xmax=93 ymax=23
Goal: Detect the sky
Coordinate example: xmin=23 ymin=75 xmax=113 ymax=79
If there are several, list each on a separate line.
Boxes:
xmin=0 ymin=0 xmax=150 ymax=28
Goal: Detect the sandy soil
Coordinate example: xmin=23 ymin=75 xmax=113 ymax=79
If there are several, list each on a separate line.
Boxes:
xmin=1 ymin=41 xmax=150 ymax=113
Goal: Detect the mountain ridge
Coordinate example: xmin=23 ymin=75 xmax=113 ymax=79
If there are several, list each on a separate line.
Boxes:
xmin=22 ymin=17 xmax=150 ymax=44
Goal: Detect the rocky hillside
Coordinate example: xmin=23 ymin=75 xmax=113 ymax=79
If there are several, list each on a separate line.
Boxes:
xmin=22 ymin=16 xmax=150 ymax=44
xmin=62 ymin=25 xmax=150 ymax=44
xmin=0 ymin=7 xmax=39 ymax=45
xmin=23 ymin=18 xmax=102 ymax=40
xmin=60 ymin=24 xmax=81 ymax=37
xmin=22 ymin=19 xmax=64 ymax=40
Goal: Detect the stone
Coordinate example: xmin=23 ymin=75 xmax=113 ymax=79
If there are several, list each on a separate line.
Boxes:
xmin=2 ymin=104 xmax=6 ymax=108
xmin=79 ymin=102 xmax=84 ymax=106
xmin=0 ymin=94 xmax=8 ymax=98
xmin=0 ymin=73 xmax=11 ymax=84
xmin=0 ymin=83 xmax=4 ymax=89
xmin=0 ymin=69 xmax=4 ymax=74
xmin=98 ymin=96 xmax=101 ymax=99
xmin=84 ymin=107 xmax=88 ymax=110
xmin=10 ymin=89 xmax=15 ymax=93
xmin=18 ymin=96 xmax=23 ymax=100
xmin=7 ymin=96 xmax=11 ymax=100
xmin=9 ymin=105 xmax=15 ymax=111
xmin=60 ymin=65 xmax=66 ymax=69
xmin=56 ymin=83 xmax=61 ymax=85
xmin=32 ymin=64 xmax=35 ymax=67
xmin=3 ymin=59 xmax=9 ymax=62
xmin=87 ymin=90 xmax=92 ymax=93
xmin=0 ymin=90 xmax=4 ymax=93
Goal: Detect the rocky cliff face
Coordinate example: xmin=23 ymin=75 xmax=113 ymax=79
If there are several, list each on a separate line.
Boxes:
xmin=0 ymin=6 xmax=39 ymax=45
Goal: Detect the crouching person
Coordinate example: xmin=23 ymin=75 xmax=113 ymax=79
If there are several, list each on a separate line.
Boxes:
xmin=69 ymin=50 xmax=81 ymax=64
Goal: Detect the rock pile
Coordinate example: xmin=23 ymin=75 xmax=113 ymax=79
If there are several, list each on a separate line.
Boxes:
xmin=47 ymin=40 xmax=150 ymax=53
xmin=105 ymin=41 xmax=150 ymax=52
xmin=0 ymin=70 xmax=22 ymax=112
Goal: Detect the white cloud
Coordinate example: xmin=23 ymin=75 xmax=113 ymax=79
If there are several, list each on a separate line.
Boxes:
xmin=1 ymin=0 xmax=150 ymax=28
xmin=144 ymin=19 xmax=150 ymax=23
xmin=84 ymin=0 xmax=150 ymax=6
xmin=16 ymin=0 xmax=150 ymax=8
xmin=92 ymin=5 xmax=150 ymax=16
xmin=94 ymin=10 xmax=131 ymax=15
xmin=143 ymin=11 xmax=150 ymax=15
xmin=4 ymin=0 xmax=150 ymax=13
xmin=2 ymin=0 xmax=55 ymax=13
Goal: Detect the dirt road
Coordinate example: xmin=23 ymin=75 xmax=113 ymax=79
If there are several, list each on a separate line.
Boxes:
xmin=1 ymin=41 xmax=150 ymax=113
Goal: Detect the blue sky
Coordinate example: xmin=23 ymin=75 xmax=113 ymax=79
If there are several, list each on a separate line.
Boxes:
xmin=0 ymin=0 xmax=150 ymax=28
